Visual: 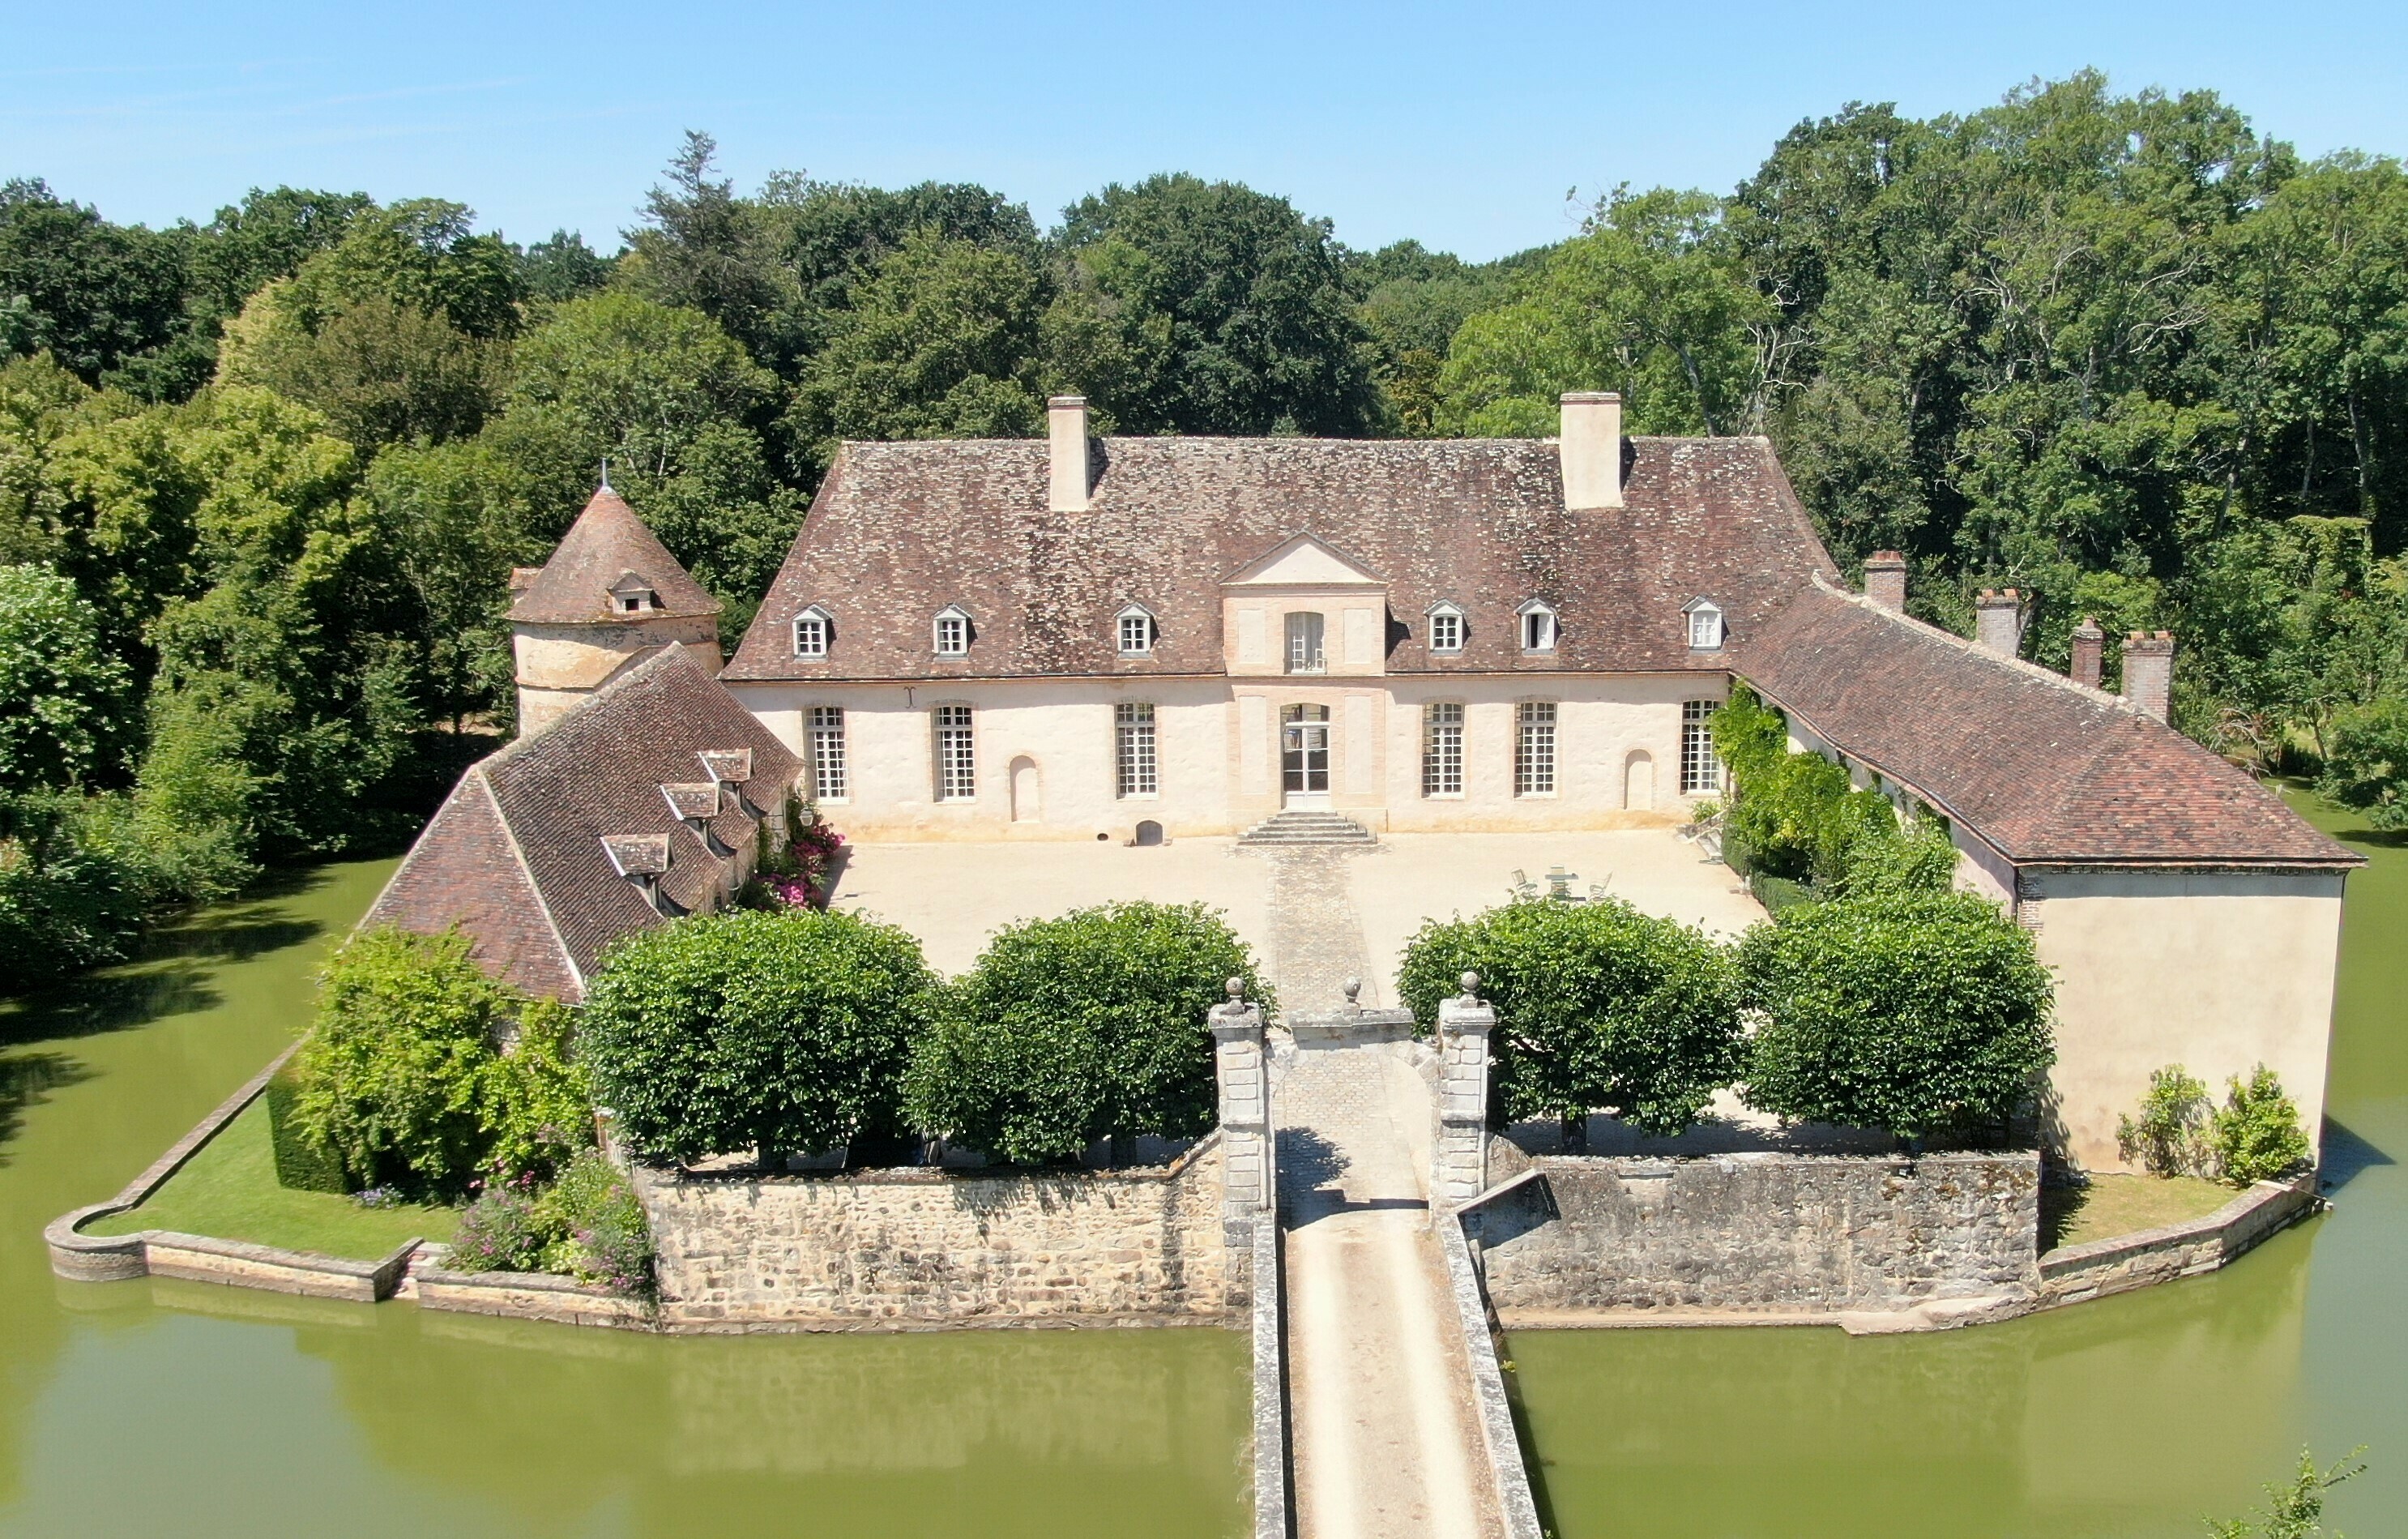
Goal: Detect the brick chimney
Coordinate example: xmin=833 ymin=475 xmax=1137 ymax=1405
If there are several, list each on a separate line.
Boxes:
xmin=1864 ymin=551 xmax=1907 ymax=612
xmin=2122 ymin=631 xmax=2174 ymax=722
xmin=2070 ymin=615 xmax=2105 ymax=690
xmin=1975 ymin=588 xmax=2025 ymax=658
xmin=1048 ymin=395 xmax=1091 ymax=514
xmin=1559 ymin=392 xmax=1624 ymax=511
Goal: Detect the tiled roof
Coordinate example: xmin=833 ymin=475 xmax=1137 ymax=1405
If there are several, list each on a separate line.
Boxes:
xmin=726 ymin=435 xmax=1838 ymax=682
xmin=362 ymin=644 xmax=802 ymax=998
xmin=1736 ymin=577 xmax=2359 ymax=869
xmin=510 ymin=485 xmax=721 ymax=625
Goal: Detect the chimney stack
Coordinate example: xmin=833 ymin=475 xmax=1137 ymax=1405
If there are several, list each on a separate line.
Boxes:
xmin=2122 ymin=631 xmax=2175 ymax=722
xmin=1048 ymin=395 xmax=1091 ymax=514
xmin=1559 ymin=392 xmax=1624 ymax=511
xmin=2070 ymin=615 xmax=2105 ymax=690
xmin=1975 ymin=588 xmax=2026 ymax=658
xmin=1864 ymin=551 xmax=1907 ymax=612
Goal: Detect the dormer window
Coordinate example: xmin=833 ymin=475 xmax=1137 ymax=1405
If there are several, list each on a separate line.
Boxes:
xmin=1684 ymin=598 xmax=1725 ymax=651
xmin=1117 ymin=604 xmax=1157 ymax=657
xmin=933 ymin=605 xmax=972 ymax=658
xmin=1427 ymin=601 xmax=1466 ymax=655
xmin=608 ymin=570 xmax=657 ymax=615
xmin=1518 ymin=599 xmax=1558 ymax=654
xmin=792 ymin=605 xmax=832 ymax=660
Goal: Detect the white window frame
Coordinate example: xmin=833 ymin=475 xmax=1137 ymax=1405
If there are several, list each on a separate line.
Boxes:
xmin=1426 ymin=601 xmax=1465 ymax=656
xmin=1684 ymin=599 xmax=1724 ymax=652
xmin=792 ymin=605 xmax=832 ymax=660
xmin=1515 ymin=699 xmax=1557 ymax=797
xmin=1517 ymin=599 xmax=1558 ymax=654
xmin=1116 ymin=702 xmax=1159 ymax=797
xmin=933 ymin=703 xmax=976 ymax=802
xmin=1116 ymin=604 xmax=1156 ymax=657
xmin=1422 ymin=701 xmax=1464 ymax=797
xmin=933 ymin=605 xmax=972 ymax=659
xmin=808 ymin=705 xmax=847 ymax=801
xmin=1284 ymin=611 xmax=1326 ymax=674
xmin=1681 ymin=699 xmax=1723 ymax=794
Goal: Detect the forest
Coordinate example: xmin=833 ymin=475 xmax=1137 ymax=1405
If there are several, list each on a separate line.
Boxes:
xmin=4 ymin=70 xmax=2407 ymax=987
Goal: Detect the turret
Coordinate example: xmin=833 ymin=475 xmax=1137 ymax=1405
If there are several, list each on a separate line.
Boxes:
xmin=508 ymin=480 xmax=722 ymax=736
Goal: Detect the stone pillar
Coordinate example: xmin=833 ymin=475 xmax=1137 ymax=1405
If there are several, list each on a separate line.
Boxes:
xmin=1434 ymin=973 xmax=1496 ymax=1207
xmin=1211 ymin=978 xmax=1270 ymax=1235
xmin=2070 ymin=614 xmax=2105 ymax=690
xmin=2122 ymin=631 xmax=2175 ymax=722
xmin=1863 ymin=550 xmax=1907 ymax=613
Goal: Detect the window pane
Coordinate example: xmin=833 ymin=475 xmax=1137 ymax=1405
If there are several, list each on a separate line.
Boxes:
xmin=1285 ymin=612 xmax=1325 ymax=673
xmin=1681 ymin=699 xmax=1722 ymax=793
xmin=809 ymin=705 xmax=847 ymax=800
xmin=1423 ymin=701 xmax=1463 ymax=796
xmin=1516 ymin=700 xmax=1556 ymax=795
xmin=1431 ymin=611 xmax=1461 ymax=652
xmin=795 ymin=617 xmax=826 ymax=658
xmin=1120 ymin=613 xmax=1151 ymax=653
xmin=935 ymin=704 xmax=975 ymax=800
xmin=1116 ymin=702 xmax=1158 ymax=797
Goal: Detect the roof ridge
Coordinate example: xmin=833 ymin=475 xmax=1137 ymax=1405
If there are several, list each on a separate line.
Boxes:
xmin=837 ymin=434 xmax=1774 ymax=451
xmin=473 ymin=766 xmax=585 ymax=998
xmin=488 ymin=641 xmax=696 ymax=765
xmin=1804 ymin=570 xmax=2140 ymax=712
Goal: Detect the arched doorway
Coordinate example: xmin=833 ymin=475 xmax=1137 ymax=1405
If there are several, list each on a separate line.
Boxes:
xmin=1624 ymin=750 xmax=1654 ymax=811
xmin=1134 ymin=819 xmax=1165 ymax=847
xmin=1010 ymin=756 xmax=1040 ymax=822
xmin=1281 ymin=704 xmax=1330 ymax=806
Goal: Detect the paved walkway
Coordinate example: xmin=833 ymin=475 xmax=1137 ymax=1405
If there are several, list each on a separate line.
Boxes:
xmin=1262 ymin=842 xmax=1500 ymax=1539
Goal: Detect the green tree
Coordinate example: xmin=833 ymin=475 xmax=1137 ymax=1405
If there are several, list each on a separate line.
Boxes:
xmin=2209 ymin=1066 xmax=2313 ymax=1183
xmin=217 ymin=288 xmax=503 ymax=450
xmin=1056 ymin=173 xmax=1381 ymax=435
xmin=904 ymin=902 xmax=1268 ymax=1165
xmin=580 ymin=908 xmax=937 ymax=1166
xmin=2318 ymin=696 xmax=2408 ymax=826
xmin=1395 ymin=898 xmax=1743 ymax=1139
xmin=1739 ymin=891 xmax=2056 ymax=1141
xmin=0 ymin=179 xmax=201 ymax=397
xmin=0 ymin=562 xmax=130 ymax=792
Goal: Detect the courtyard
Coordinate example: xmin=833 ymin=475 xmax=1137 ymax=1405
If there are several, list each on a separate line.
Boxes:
xmin=823 ymin=827 xmax=1767 ymax=1010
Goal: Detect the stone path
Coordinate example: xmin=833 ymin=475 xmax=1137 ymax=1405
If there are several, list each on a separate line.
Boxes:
xmin=1259 ymin=843 xmax=1500 ymax=1539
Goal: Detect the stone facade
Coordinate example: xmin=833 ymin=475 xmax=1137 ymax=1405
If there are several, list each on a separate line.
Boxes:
xmin=1471 ymin=1151 xmax=2041 ymax=1317
xmin=1432 ymin=988 xmax=1494 ymax=1204
xmin=634 ymin=1135 xmax=1239 ymax=1330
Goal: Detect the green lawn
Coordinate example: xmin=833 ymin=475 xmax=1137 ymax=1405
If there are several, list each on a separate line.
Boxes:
xmin=85 ymin=1097 xmax=458 ymax=1259
xmin=2041 ymin=1171 xmax=2239 ymax=1252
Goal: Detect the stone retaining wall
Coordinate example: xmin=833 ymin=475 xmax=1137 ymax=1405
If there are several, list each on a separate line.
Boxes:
xmin=636 ymin=1133 xmax=1239 ymax=1330
xmin=412 ymin=1262 xmax=658 ymax=1329
xmin=2038 ymin=1179 xmax=2317 ymax=1306
xmin=1471 ymin=1151 xmax=2042 ymax=1319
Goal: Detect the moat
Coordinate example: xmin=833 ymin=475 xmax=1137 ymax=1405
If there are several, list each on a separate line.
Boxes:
xmin=2 ymin=789 xmax=2402 ymax=1537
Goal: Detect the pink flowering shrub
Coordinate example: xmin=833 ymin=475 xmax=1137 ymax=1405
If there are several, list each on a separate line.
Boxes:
xmin=743 ymin=801 xmax=847 ymax=912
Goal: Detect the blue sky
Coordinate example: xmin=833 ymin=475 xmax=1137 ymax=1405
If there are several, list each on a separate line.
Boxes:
xmin=7 ymin=1 xmax=2406 ymax=262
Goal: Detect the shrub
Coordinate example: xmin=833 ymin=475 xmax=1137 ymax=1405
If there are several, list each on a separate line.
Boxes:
xmin=904 ymin=901 xmax=1270 ymax=1165
xmin=479 ymin=998 xmax=592 ymax=1181
xmin=446 ymin=1151 xmax=655 ymax=1295
xmin=2205 ymin=1447 xmax=2363 ymax=1539
xmin=2116 ymin=1064 xmax=2213 ymax=1177
xmin=2317 ymin=696 xmax=2408 ymax=828
xmin=1739 ymin=891 xmax=2056 ymax=1141
xmin=1396 ymin=898 xmax=1744 ymax=1137
xmin=1707 ymin=685 xmax=1957 ymax=897
xmin=0 ymin=793 xmax=148 ymax=991
xmin=581 ymin=907 xmax=937 ymax=1165
xmin=1832 ymin=816 xmax=1958 ymax=898
xmin=446 ymin=1178 xmax=548 ymax=1272
xmin=265 ymin=1065 xmax=347 ymax=1193
xmin=292 ymin=926 xmax=514 ymax=1196
xmin=2210 ymin=1066 xmax=2313 ymax=1185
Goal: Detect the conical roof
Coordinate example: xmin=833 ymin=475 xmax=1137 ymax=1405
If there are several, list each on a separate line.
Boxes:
xmin=510 ymin=485 xmax=721 ymax=624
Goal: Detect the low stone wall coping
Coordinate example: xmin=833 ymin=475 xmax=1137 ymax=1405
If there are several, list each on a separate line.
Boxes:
xmin=1438 ymin=1210 xmax=1544 ymax=1539
xmin=412 ymin=1262 xmax=656 ymax=1330
xmin=655 ymin=1131 xmax=1219 ymax=1188
xmin=2035 ymin=1178 xmax=2319 ymax=1308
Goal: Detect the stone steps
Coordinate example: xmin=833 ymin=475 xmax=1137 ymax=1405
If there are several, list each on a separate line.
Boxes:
xmin=1238 ymin=810 xmax=1378 ymax=847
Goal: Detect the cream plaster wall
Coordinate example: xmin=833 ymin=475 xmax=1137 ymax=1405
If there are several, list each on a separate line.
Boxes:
xmin=728 ymin=673 xmax=1730 ymax=841
xmin=2030 ymin=868 xmax=2343 ymax=1173
xmin=514 ymin=618 xmax=721 ymax=737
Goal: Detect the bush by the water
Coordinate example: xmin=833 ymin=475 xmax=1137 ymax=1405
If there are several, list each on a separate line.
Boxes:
xmin=2210 ymin=1065 xmax=2313 ymax=1184
xmin=447 ymin=1148 xmax=654 ymax=1295
xmin=1739 ymin=891 xmax=2056 ymax=1141
xmin=2317 ymin=697 xmax=2408 ymax=829
xmin=288 ymin=926 xmax=592 ymax=1197
xmin=1396 ymin=897 xmax=1742 ymax=1137
xmin=2116 ymin=1064 xmax=2214 ymax=1177
xmin=580 ymin=907 xmax=936 ymax=1165
xmin=904 ymin=901 xmax=1270 ymax=1165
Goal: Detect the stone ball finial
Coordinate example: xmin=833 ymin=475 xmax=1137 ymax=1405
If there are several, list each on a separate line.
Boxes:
xmin=1343 ymin=977 xmax=1361 ymax=1005
xmin=1225 ymin=977 xmax=1245 ymax=1001
xmin=1459 ymin=970 xmax=1480 ymax=997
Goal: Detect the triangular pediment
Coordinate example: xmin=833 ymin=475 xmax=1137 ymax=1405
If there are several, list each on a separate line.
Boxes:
xmin=1222 ymin=532 xmax=1385 ymax=588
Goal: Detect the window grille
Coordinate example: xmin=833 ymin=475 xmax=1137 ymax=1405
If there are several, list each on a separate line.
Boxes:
xmin=934 ymin=613 xmax=969 ymax=657
xmin=1118 ymin=611 xmax=1154 ymax=656
xmin=793 ymin=613 xmax=828 ymax=659
xmin=1285 ymin=611 xmax=1326 ymax=673
xmin=1515 ymin=701 xmax=1556 ymax=795
xmin=1687 ymin=605 xmax=1723 ymax=650
xmin=1428 ymin=608 xmax=1463 ymax=653
xmin=1681 ymin=699 xmax=1722 ymax=793
xmin=809 ymin=706 xmax=847 ymax=800
xmin=1423 ymin=702 xmax=1464 ymax=796
xmin=1116 ymin=703 xmax=1158 ymax=797
xmin=934 ymin=705 xmax=976 ymax=801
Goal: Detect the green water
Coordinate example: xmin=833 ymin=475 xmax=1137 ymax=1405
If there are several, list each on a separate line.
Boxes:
xmin=1509 ymin=792 xmax=2408 ymax=1538
xmin=0 ymin=861 xmax=1249 ymax=1538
